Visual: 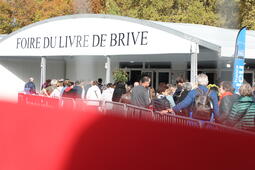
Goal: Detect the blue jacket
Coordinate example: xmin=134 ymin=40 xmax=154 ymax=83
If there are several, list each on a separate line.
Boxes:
xmin=172 ymin=85 xmax=219 ymax=119
xmin=24 ymin=82 xmax=36 ymax=94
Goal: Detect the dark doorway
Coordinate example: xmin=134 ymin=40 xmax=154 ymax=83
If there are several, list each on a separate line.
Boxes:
xmin=244 ymin=73 xmax=253 ymax=85
xmin=187 ymin=71 xmax=216 ymax=84
xmin=130 ymin=70 xmax=141 ymax=85
xmin=206 ymin=73 xmax=215 ymax=85
xmin=158 ymin=72 xmax=169 ymax=85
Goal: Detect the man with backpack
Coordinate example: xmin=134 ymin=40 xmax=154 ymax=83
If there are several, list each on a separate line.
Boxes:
xmin=172 ymin=73 xmax=219 ymax=121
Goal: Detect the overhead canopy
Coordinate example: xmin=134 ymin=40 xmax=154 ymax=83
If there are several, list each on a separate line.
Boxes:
xmin=0 ymin=14 xmax=199 ymax=57
xmin=155 ymin=22 xmax=255 ymax=58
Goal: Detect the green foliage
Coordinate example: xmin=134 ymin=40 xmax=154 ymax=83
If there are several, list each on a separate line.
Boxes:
xmin=104 ymin=0 xmax=220 ymax=26
xmin=0 ymin=0 xmax=74 ymax=34
xmin=169 ymin=0 xmax=220 ymax=26
xmin=216 ymin=0 xmax=240 ymax=28
xmin=0 ymin=0 xmax=255 ymax=33
xmin=0 ymin=1 xmax=13 ymax=33
xmin=112 ymin=69 xmax=128 ymax=83
xmin=104 ymin=0 xmax=174 ymax=21
xmin=104 ymin=0 xmax=255 ymax=30
xmin=240 ymin=0 xmax=255 ymax=30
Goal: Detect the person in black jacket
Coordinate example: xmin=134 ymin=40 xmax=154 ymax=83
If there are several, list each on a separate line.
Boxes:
xmin=175 ymin=82 xmax=192 ymax=117
xmin=216 ymin=81 xmax=239 ymax=123
xmin=112 ymin=82 xmax=126 ymax=102
xmin=173 ymin=77 xmax=185 ymax=103
xmin=152 ymin=85 xmax=171 ymax=113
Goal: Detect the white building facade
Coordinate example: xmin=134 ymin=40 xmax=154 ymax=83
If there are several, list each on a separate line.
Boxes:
xmin=0 ymin=14 xmax=254 ymax=101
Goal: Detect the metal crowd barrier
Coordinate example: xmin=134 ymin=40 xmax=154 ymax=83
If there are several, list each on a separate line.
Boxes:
xmin=154 ymin=111 xmax=202 ymax=128
xmin=126 ymin=104 xmax=154 ymax=120
xmin=17 ymin=93 xmax=255 ymax=136
xmin=75 ymin=99 xmax=87 ymax=111
xmin=203 ymin=122 xmax=255 ymax=136
xmin=104 ymin=101 xmax=126 ymax=116
xmin=60 ymin=97 xmax=75 ymax=110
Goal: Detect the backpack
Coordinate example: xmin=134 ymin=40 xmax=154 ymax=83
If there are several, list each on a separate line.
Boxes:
xmin=192 ymin=88 xmax=213 ymax=121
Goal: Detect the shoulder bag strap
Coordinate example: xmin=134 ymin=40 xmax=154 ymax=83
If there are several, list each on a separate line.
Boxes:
xmin=206 ymin=88 xmax=211 ymax=97
xmin=196 ymin=88 xmax=203 ymax=95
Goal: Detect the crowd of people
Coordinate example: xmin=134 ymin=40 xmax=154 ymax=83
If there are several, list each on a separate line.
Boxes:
xmin=24 ymin=73 xmax=255 ymax=132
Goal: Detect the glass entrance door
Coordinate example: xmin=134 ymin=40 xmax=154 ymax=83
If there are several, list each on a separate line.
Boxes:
xmin=244 ymin=72 xmax=253 ymax=85
xmin=157 ymin=72 xmax=169 ymax=89
xmin=130 ymin=70 xmax=141 ymax=85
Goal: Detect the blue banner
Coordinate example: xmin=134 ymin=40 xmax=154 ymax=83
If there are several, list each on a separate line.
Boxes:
xmin=232 ymin=27 xmax=246 ymax=94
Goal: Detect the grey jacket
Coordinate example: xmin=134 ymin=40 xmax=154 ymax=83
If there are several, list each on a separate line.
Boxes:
xmin=131 ymin=85 xmax=150 ymax=108
xmin=217 ymin=94 xmax=239 ymax=123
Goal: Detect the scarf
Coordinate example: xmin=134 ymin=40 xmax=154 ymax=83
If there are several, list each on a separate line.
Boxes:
xmin=219 ymin=91 xmax=233 ymax=105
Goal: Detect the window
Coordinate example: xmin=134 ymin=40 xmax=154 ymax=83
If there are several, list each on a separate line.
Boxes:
xmin=145 ymin=62 xmax=171 ymax=69
xmin=187 ymin=61 xmax=217 ymax=69
xmin=119 ymin=62 xmax=143 ymax=68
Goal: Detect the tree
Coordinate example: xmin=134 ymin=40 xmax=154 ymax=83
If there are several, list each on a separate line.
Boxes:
xmin=1 ymin=0 xmax=255 ymax=34
xmin=104 ymin=0 xmax=175 ymax=21
xmin=0 ymin=0 xmax=74 ymax=34
xmin=72 ymin=0 xmax=105 ymax=14
xmin=169 ymin=0 xmax=220 ymax=26
xmin=216 ymin=0 xmax=240 ymax=29
xmin=0 ymin=1 xmax=13 ymax=33
xmin=34 ymin=0 xmax=74 ymax=22
xmin=104 ymin=0 xmax=221 ymax=26
xmin=240 ymin=0 xmax=255 ymax=30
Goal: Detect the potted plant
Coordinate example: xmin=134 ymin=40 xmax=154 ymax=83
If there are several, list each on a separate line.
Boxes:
xmin=112 ymin=69 xmax=128 ymax=83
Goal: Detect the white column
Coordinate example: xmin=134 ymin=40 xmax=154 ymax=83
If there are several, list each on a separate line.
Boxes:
xmin=190 ymin=43 xmax=199 ymax=86
xmin=40 ymin=56 xmax=47 ymax=89
xmin=105 ymin=56 xmax=111 ymax=84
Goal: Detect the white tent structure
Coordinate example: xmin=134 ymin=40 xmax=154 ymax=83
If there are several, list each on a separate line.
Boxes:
xmin=0 ymin=14 xmax=254 ymax=101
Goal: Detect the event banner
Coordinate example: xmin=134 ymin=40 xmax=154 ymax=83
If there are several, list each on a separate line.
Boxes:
xmin=0 ymin=17 xmax=194 ymax=56
xmin=232 ymin=27 xmax=246 ymax=93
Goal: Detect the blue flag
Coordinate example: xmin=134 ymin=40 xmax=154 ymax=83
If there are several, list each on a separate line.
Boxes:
xmin=232 ymin=27 xmax=246 ymax=94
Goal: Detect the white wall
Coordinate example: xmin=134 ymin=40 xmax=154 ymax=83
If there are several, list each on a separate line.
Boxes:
xmin=63 ymin=50 xmax=220 ymax=86
xmin=0 ymin=56 xmax=65 ymax=102
xmin=65 ymin=56 xmax=108 ymax=83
